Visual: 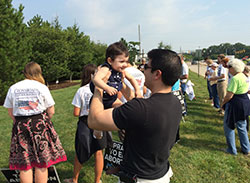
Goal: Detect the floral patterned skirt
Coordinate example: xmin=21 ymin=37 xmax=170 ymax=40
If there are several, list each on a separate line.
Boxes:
xmin=10 ymin=112 xmax=67 ymax=170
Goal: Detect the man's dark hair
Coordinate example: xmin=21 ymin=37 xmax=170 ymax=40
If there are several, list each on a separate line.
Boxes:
xmin=106 ymin=42 xmax=129 ymax=61
xmin=147 ymin=49 xmax=182 ymax=86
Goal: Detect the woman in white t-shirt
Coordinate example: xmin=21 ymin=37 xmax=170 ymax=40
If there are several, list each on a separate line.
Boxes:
xmin=3 ymin=62 xmax=67 ymax=183
xmin=65 ymin=64 xmax=106 ymax=183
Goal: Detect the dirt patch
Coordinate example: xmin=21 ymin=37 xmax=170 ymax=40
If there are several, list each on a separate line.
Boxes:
xmin=48 ymin=80 xmax=80 ymax=90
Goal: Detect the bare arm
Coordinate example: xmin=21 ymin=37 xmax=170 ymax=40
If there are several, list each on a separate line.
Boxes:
xmin=88 ymin=87 xmax=119 ymax=131
xmin=210 ymin=74 xmax=225 ymax=81
xmin=46 ymin=106 xmax=55 ymax=119
xmin=93 ymin=67 xmax=117 ymax=96
xmin=121 ymin=82 xmax=135 ymax=101
xmin=73 ymin=106 xmax=80 ymax=117
xmin=7 ymin=108 xmax=16 ymax=122
xmin=221 ymin=91 xmax=234 ymax=107
xmin=124 ymin=71 xmax=142 ymax=98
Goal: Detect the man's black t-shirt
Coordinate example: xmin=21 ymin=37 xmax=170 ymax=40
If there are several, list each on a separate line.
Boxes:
xmin=113 ymin=92 xmax=182 ymax=179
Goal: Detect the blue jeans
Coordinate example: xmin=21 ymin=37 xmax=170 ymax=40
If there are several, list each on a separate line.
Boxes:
xmin=207 ymin=80 xmax=212 ymax=99
xmin=181 ymin=83 xmax=187 ymax=114
xmin=211 ymin=84 xmax=220 ymax=109
xmin=223 ymin=104 xmax=250 ymax=155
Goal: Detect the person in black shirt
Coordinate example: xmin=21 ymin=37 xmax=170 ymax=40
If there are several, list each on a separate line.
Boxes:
xmin=88 ymin=49 xmax=182 ymax=183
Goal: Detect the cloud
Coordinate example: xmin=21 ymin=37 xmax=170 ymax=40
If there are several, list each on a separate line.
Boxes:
xmin=63 ymin=0 xmax=250 ymax=52
xmin=65 ymin=0 xmax=123 ymax=30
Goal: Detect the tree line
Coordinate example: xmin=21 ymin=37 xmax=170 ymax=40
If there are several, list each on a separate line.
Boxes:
xmin=202 ymin=42 xmax=250 ymax=60
xmin=0 ymin=0 xmax=143 ymax=104
xmin=0 ymin=0 xmax=107 ymax=104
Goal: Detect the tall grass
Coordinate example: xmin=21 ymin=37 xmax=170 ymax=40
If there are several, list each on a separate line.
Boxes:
xmin=0 ymin=72 xmax=250 ymax=182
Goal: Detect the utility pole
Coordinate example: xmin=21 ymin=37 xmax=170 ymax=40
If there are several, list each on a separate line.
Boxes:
xmin=138 ymin=24 xmax=142 ymax=60
xmin=198 ymin=46 xmax=201 ymax=77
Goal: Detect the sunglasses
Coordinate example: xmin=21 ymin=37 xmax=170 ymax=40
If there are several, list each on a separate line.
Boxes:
xmin=144 ymin=63 xmax=152 ymax=70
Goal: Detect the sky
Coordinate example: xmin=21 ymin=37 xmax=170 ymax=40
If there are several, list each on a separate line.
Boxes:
xmin=12 ymin=0 xmax=250 ymax=53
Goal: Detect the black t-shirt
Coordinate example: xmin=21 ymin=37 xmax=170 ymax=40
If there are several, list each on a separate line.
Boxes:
xmin=113 ymin=92 xmax=182 ymax=179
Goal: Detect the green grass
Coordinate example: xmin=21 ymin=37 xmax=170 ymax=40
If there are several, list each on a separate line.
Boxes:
xmin=1 ymin=72 xmax=250 ymax=182
xmin=169 ymin=72 xmax=250 ymax=183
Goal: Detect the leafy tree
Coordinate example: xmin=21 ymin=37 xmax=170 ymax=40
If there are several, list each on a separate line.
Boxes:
xmin=183 ymin=53 xmax=193 ymax=62
xmin=90 ymin=41 xmax=107 ymax=66
xmin=66 ymin=24 xmax=93 ymax=80
xmin=202 ymin=42 xmax=250 ymax=59
xmin=27 ymin=14 xmax=43 ymax=27
xmin=127 ymin=41 xmax=140 ymax=63
xmin=51 ymin=16 xmax=62 ymax=30
xmin=119 ymin=38 xmax=140 ymax=63
xmin=158 ymin=41 xmax=172 ymax=50
xmin=0 ymin=0 xmax=31 ymax=104
xmin=28 ymin=16 xmax=71 ymax=83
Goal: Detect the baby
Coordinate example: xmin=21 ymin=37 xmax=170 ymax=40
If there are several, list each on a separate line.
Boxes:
xmin=90 ymin=42 xmax=142 ymax=138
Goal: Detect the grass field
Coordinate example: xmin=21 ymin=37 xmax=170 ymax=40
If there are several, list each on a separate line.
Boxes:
xmin=1 ymin=71 xmax=250 ymax=183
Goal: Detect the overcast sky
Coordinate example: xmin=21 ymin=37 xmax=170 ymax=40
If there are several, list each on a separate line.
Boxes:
xmin=13 ymin=0 xmax=250 ymax=53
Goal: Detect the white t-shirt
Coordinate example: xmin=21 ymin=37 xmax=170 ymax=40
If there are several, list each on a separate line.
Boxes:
xmin=246 ymin=76 xmax=250 ymax=99
xmin=206 ymin=67 xmax=213 ymax=80
xmin=181 ymin=62 xmax=189 ymax=83
xmin=72 ymin=84 xmax=93 ymax=117
xmin=217 ymin=64 xmax=227 ymax=81
xmin=120 ymin=67 xmax=145 ymax=103
xmin=4 ymin=79 xmax=55 ymax=116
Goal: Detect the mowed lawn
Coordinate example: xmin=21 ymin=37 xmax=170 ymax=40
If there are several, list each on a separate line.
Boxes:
xmin=0 ymin=71 xmax=250 ymax=183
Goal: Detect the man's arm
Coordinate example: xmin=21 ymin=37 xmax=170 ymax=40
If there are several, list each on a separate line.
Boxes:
xmin=88 ymin=87 xmax=119 ymax=131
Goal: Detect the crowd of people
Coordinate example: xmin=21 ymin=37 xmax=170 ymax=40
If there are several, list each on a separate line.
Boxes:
xmin=204 ymin=54 xmax=250 ymax=155
xmin=3 ymin=41 xmax=250 ymax=183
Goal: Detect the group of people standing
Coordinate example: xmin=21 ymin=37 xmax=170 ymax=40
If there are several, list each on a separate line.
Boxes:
xmin=205 ymin=54 xmax=250 ymax=155
xmin=4 ymin=40 xmax=250 ymax=182
xmin=205 ymin=54 xmax=228 ymax=114
xmin=4 ymin=42 xmax=183 ymax=183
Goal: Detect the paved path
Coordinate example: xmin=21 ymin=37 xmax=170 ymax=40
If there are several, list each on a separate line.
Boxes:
xmin=187 ymin=62 xmax=207 ymax=77
xmin=187 ymin=61 xmax=250 ymax=77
